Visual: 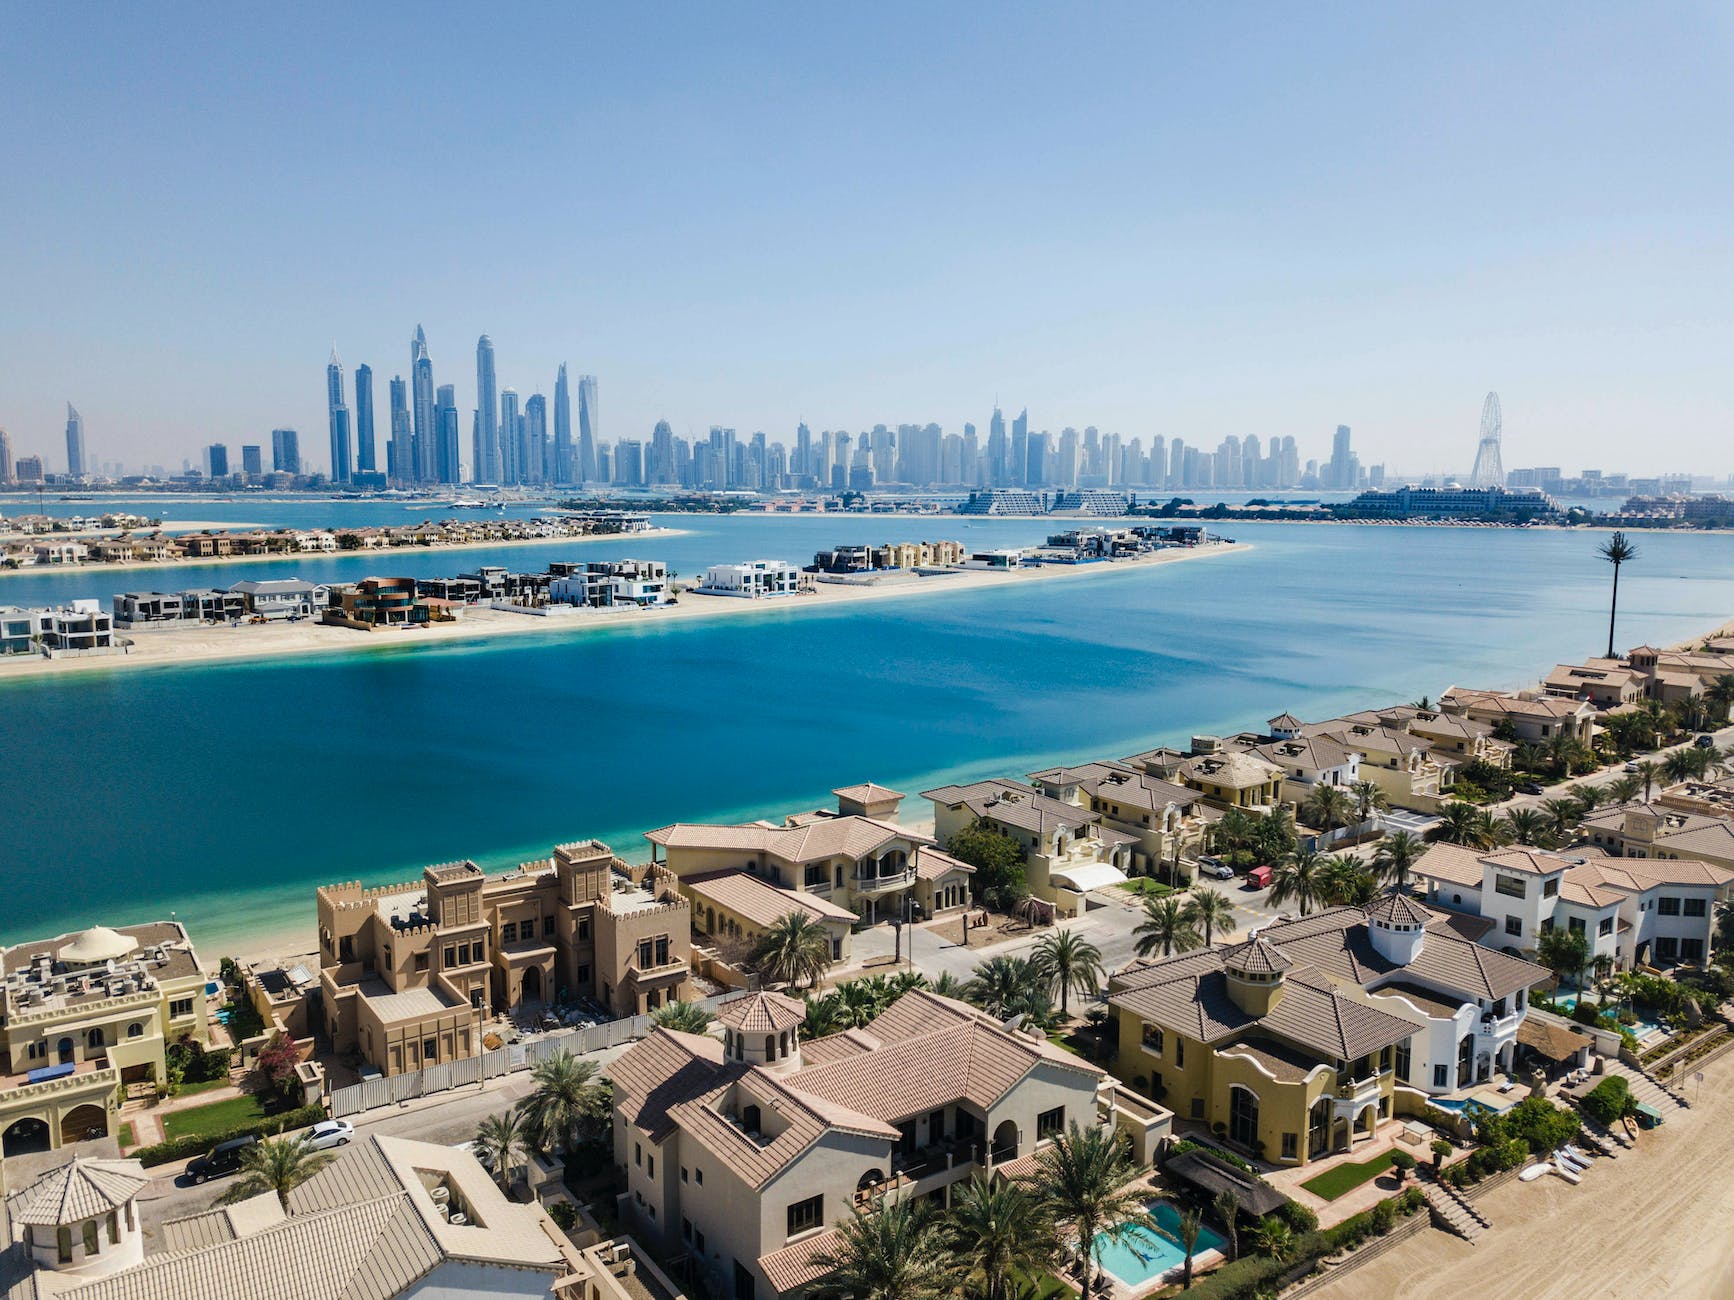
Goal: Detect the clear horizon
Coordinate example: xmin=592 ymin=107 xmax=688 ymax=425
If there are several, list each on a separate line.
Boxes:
xmin=2 ymin=3 xmax=1730 ymax=475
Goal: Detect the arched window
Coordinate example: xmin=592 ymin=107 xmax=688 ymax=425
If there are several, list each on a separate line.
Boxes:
xmin=58 ymin=1037 xmax=75 ymax=1063
xmin=127 ymin=1023 xmax=143 ymax=1039
xmin=82 ymin=1219 xmax=99 ymax=1256
xmin=86 ymin=1027 xmax=104 ymax=1052
xmin=764 ymin=1035 xmax=775 ymax=1058
xmin=1228 ymin=1085 xmax=1260 ymax=1149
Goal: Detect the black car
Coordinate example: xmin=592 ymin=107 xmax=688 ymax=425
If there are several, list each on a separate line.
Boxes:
xmin=187 ymin=1135 xmax=258 ymax=1182
xmin=1517 ymin=781 xmax=1546 ymax=796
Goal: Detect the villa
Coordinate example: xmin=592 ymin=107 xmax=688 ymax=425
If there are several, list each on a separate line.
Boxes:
xmin=317 ymin=841 xmax=693 ymax=1078
xmin=1439 ymin=686 xmax=1596 ymax=744
xmin=608 ymin=987 xmax=1157 ymax=1300
xmin=1177 ymin=747 xmax=1285 ymax=811
xmin=1 ymin=1135 xmax=598 ymax=1297
xmin=1108 ymin=898 xmax=1549 ymax=1166
xmin=694 ymin=559 xmax=808 ymax=598
xmin=227 ymin=577 xmax=328 ymax=620
xmin=1 ymin=923 xmax=210 ymax=1163
xmin=548 ymin=559 xmax=670 ymax=608
xmin=923 ymin=778 xmax=1137 ymax=911
xmin=1417 ymin=830 xmax=1734 ymax=969
xmin=1028 ymin=760 xmax=1210 ymax=875
xmin=648 ymin=786 xmax=975 ymax=950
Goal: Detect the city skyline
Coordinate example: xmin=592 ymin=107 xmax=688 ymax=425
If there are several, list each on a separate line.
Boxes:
xmin=2 ymin=6 xmax=1730 ymax=471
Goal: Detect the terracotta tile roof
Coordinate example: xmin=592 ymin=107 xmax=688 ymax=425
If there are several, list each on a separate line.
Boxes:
xmin=758 ymin=1226 xmax=843 ymax=1293
xmin=646 ymin=815 xmax=924 ymax=864
xmin=832 ymin=782 xmax=904 ymax=804
xmin=683 ymin=869 xmax=858 ymax=928
xmin=1180 ymin=751 xmax=1283 ymax=789
xmin=924 ymin=779 xmax=1099 ymax=835
xmin=607 ymin=1028 xmax=728 ymax=1143
xmin=1414 ymin=842 xmax=1492 ymax=889
xmin=1365 ymin=894 xmax=1433 ymax=928
xmin=1268 ymin=712 xmax=1306 ymax=730
xmin=1257 ymin=970 xmax=1419 ymax=1059
xmin=717 ymin=991 xmax=806 ymax=1033
xmin=913 ymin=845 xmax=975 ymax=880
xmin=1480 ymin=848 xmax=1571 ymax=877
xmin=1222 ymin=937 xmax=1293 ymax=975
xmin=5 ymin=1158 xmax=148 ymax=1227
xmin=1253 ymin=736 xmax=1360 ymax=772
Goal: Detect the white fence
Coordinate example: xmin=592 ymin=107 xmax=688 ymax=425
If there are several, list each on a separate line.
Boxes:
xmin=328 ymin=988 xmax=751 ymax=1120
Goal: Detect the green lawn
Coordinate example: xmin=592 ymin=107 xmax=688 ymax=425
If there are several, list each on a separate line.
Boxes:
xmin=174 ymin=1076 xmax=232 ymax=1098
xmin=161 ymin=1093 xmax=269 ymax=1142
xmin=1299 ymin=1149 xmax=1397 ymax=1201
xmin=1115 ymin=878 xmax=1173 ymax=899
xmin=1009 ymin=1266 xmax=1075 ymax=1298
xmin=117 ymin=1122 xmax=135 ymax=1148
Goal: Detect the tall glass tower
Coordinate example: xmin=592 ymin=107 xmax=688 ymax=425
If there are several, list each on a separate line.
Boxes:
xmin=436 ymin=385 xmax=461 ymax=484
xmin=475 ymin=335 xmax=499 ymax=483
xmin=412 ymin=325 xmax=436 ymax=484
xmin=553 ymin=364 xmax=573 ymax=485
xmin=354 ymin=363 xmax=376 ymax=473
xmin=326 ymin=348 xmax=352 ymax=484
xmin=577 ymin=374 xmax=599 ymax=483
xmin=387 ymin=376 xmax=411 ymax=481
xmin=64 ymin=403 xmax=87 ymax=477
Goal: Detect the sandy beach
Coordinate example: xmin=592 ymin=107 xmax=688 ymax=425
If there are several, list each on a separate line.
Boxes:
xmin=1312 ymin=1051 xmax=1734 ymax=1300
xmin=0 ymin=541 xmax=1248 ymax=682
xmin=0 ymin=525 xmax=687 ymax=581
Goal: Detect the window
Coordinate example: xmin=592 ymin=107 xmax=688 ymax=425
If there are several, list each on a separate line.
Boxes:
xmin=647 ymin=1155 xmax=654 ymax=1178
xmin=638 ymin=940 xmax=655 ymax=967
xmin=107 ymin=1212 xmax=119 ymax=1245
xmin=470 ymin=987 xmax=485 ymax=1009
xmin=1682 ymin=938 xmax=1705 ymax=963
xmin=1175 ymin=1039 xmax=1185 ymax=1067
xmin=1228 ymin=1087 xmax=1259 ymax=1148
xmin=127 ymin=1023 xmax=143 ymax=1039
xmin=423 ymin=1037 xmax=437 ymax=1062
xmin=1395 ymin=1040 xmax=1411 ymax=1080
xmin=1494 ymin=875 xmax=1526 ymax=899
xmin=57 ymin=1226 xmax=72 ymax=1264
xmin=787 ymin=1194 xmax=824 ymax=1237
xmin=682 ymin=1218 xmax=692 ymax=1241
xmin=544 ymin=916 xmax=557 ymax=937
xmin=169 ymin=997 xmax=194 ymax=1018
xmin=1658 ymin=897 xmax=1681 ymax=917
xmin=655 ymin=936 xmax=671 ymax=966
xmin=804 ymin=863 xmax=827 ymax=888
xmin=414 ymin=952 xmax=429 ymax=972
xmin=1141 ymin=1024 xmax=1164 ymax=1055
xmin=1596 ymin=915 xmax=1613 ymax=937
xmin=1685 ymin=898 xmax=1707 ymax=918
xmin=1282 ymin=1131 xmax=1298 ymax=1160
xmin=634 ymin=1142 xmax=642 ymax=1167
xmin=1543 ymin=878 xmax=1559 ymax=897
xmin=1190 ymin=1097 xmax=1205 ymax=1119
xmin=83 ymin=1220 xmax=99 ymax=1256
xmin=681 ymin=1167 xmax=688 ymax=1183
xmin=1568 ymin=917 xmax=1585 ymax=935
xmin=695 ymin=1229 xmax=705 ymax=1253
xmin=502 ymin=921 xmax=518 ymax=943
xmin=1433 ymin=1064 xmax=1448 ymax=1089
xmin=577 ymin=919 xmax=591 ymax=942
xmin=577 ymin=964 xmax=591 ymax=984
xmin=1504 ymin=916 xmax=1523 ymax=937
xmin=86 ymin=1027 xmax=104 ymax=1051
xmin=695 ymin=1167 xmax=703 ymax=1185
xmin=1037 ymin=1106 xmax=1065 ymax=1139
xmin=444 ymin=945 xmax=457 ymax=966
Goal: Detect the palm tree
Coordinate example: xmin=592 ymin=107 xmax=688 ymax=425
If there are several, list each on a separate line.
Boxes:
xmin=1269 ymin=848 xmax=1326 ymax=917
xmin=1663 ymin=748 xmax=1699 ymax=785
xmin=1302 ymin=783 xmax=1354 ymax=832
xmin=1000 ymin=983 xmax=1060 ymax=1032
xmin=1181 ymin=887 xmax=1238 ymax=947
xmin=1317 ymin=854 xmax=1374 ymax=908
xmin=1031 ymin=1122 xmax=1161 ymax=1300
xmin=1133 ymin=895 xmax=1202 ymax=959
xmin=966 ymin=956 xmax=1044 ymax=1017
xmin=473 ymin=1109 xmax=529 ymax=1192
xmin=1598 ymin=531 xmax=1638 ymax=659
xmin=750 ymin=911 xmax=835 ymax=990
xmin=1372 ymin=830 xmax=1424 ymax=894
xmin=1349 ymin=779 xmax=1389 ymax=827
xmin=1501 ymin=807 xmax=1554 ymax=849
xmin=218 ymin=1135 xmax=335 ymax=1212
xmin=1248 ymin=1215 xmax=1294 ymax=1262
xmin=649 ymin=1001 xmax=714 ymax=1034
xmin=1606 ymin=773 xmax=1643 ymax=804
xmin=1474 ymin=808 xmax=1514 ymax=848
xmin=1706 ymin=673 xmax=1734 ymax=724
xmin=811 ymin=1197 xmax=958 ymax=1300
xmin=1031 ymin=928 xmax=1105 ymax=1020
xmin=1432 ymin=801 xmax=1487 ymax=847
xmin=519 ymin=1049 xmax=604 ymax=1156
xmin=1513 ymin=742 xmax=1548 ymax=776
xmin=1175 ymin=1208 xmax=1204 ymax=1290
xmin=945 ymin=1179 xmax=1058 ymax=1300
xmin=929 ymin=971 xmax=967 ymax=1000
xmin=1540 ymin=797 xmax=1583 ymax=842
xmin=1211 ymin=1189 xmax=1240 ymax=1262
xmin=1567 ymin=782 xmax=1605 ymax=813
xmin=1635 ymin=759 xmax=1661 ymax=802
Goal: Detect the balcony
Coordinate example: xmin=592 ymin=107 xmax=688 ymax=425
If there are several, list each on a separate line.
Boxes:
xmin=1332 ymin=1074 xmax=1382 ymax=1121
xmin=852 ymin=869 xmax=916 ymax=894
xmin=856 ymin=1139 xmax=987 ymax=1208
xmin=1477 ymin=1009 xmax=1524 ymax=1045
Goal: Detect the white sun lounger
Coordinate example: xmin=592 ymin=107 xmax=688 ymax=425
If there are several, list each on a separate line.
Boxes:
xmin=1555 ymin=1149 xmax=1588 ymax=1174
xmin=1551 ymin=1161 xmax=1582 ymax=1185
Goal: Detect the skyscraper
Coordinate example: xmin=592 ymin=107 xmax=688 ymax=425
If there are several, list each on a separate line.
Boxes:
xmin=64 ymin=403 xmax=87 ymax=477
xmin=206 ymin=444 xmax=229 ymax=478
xmin=499 ymin=388 xmax=521 ymax=484
xmin=436 ymin=385 xmax=461 ymax=484
xmin=987 ymin=404 xmax=1007 ymax=486
xmin=553 ymin=364 xmax=574 ymax=485
xmin=326 ymin=349 xmax=352 ymax=484
xmin=388 ymin=375 xmax=411 ymax=482
xmin=474 ymin=335 xmax=499 ymax=483
xmin=354 ymin=363 xmax=376 ymax=473
xmin=271 ymin=428 xmax=301 ymax=475
xmin=412 ymin=326 xmax=436 ymax=484
xmin=241 ymin=445 xmax=263 ymax=476
xmin=0 ymin=427 xmax=13 ymax=484
xmin=577 ymin=375 xmax=598 ymax=483
xmin=1011 ymin=408 xmax=1029 ymax=486
xmin=523 ymin=393 xmax=548 ymax=484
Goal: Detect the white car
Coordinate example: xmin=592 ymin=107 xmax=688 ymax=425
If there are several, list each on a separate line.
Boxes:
xmin=303 ymin=1119 xmax=353 ymax=1151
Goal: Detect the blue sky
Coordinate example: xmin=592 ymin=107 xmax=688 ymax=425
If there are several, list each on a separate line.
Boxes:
xmin=2 ymin=3 xmax=1730 ymax=475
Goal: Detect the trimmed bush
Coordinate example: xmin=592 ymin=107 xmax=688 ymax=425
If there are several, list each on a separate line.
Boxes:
xmin=1390 ymin=1149 xmax=1417 ymax=1174
xmin=1581 ymin=1075 xmax=1630 ymax=1127
xmin=132 ymin=1104 xmax=326 ymax=1167
xmin=1369 ymin=1199 xmax=1397 ymax=1234
xmin=1278 ymin=1201 xmax=1318 ymax=1233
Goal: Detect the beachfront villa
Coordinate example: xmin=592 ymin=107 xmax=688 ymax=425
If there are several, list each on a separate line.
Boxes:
xmin=317 ymin=842 xmax=693 ymax=1077
xmin=693 ymin=559 xmax=808 ymax=597
xmin=548 ymin=558 xmax=670 ymax=608
xmin=1108 ymin=898 xmax=1550 ymax=1165
xmin=0 ymin=922 xmax=210 ymax=1162
xmin=923 ymin=778 xmax=1137 ymax=911
xmin=1439 ymin=686 xmax=1597 ymax=744
xmin=1177 ymin=748 xmax=1286 ymax=811
xmin=608 ymin=987 xmax=1153 ymax=1300
xmin=227 ymin=577 xmax=328 ymax=620
xmin=1417 ymin=831 xmax=1734 ymax=969
xmin=1028 ymin=760 xmax=1210 ymax=875
xmin=1 ymin=1135 xmax=601 ymax=1298
xmin=647 ymin=786 xmax=976 ymax=956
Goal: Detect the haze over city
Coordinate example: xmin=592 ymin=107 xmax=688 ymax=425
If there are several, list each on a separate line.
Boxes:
xmin=3 ymin=3 xmax=1731 ymax=473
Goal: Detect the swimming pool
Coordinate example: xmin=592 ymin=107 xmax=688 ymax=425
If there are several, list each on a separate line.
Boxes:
xmin=1430 ymin=1096 xmax=1509 ymax=1117
xmin=1550 ymin=994 xmax=1666 ymax=1041
xmin=1094 ymin=1200 xmax=1227 ymax=1287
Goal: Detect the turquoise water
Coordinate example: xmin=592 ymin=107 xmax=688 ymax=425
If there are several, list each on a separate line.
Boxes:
xmin=1550 ymin=995 xmax=1665 ymax=1040
xmin=5 ymin=514 xmax=1734 ymax=954
xmin=1094 ymin=1200 xmax=1227 ymax=1285
xmin=1430 ymin=1096 xmax=1512 ymax=1116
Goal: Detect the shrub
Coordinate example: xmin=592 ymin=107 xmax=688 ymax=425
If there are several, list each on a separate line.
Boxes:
xmin=547 ymin=1201 xmax=579 ymax=1231
xmin=1399 ymin=1187 xmax=1426 ymax=1215
xmin=1431 ymin=1138 xmax=1453 ymax=1167
xmin=1278 ymin=1201 xmax=1318 ymax=1233
xmin=1369 ymin=1199 xmax=1397 ymax=1234
xmin=1390 ymin=1150 xmax=1416 ymax=1175
xmin=1581 ymin=1076 xmax=1631 ymax=1127
xmin=132 ymin=1103 xmax=326 ymax=1167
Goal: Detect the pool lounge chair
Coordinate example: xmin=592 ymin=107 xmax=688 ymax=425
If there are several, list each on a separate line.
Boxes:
xmin=1550 ymin=1161 xmax=1581 ymax=1185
